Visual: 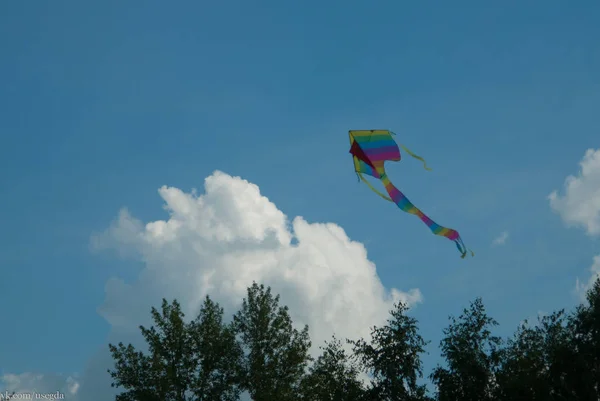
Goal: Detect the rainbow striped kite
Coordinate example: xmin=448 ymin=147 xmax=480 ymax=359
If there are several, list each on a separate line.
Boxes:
xmin=349 ymin=129 xmax=473 ymax=258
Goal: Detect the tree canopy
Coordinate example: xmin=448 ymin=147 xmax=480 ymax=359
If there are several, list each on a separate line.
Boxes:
xmin=108 ymin=278 xmax=600 ymax=400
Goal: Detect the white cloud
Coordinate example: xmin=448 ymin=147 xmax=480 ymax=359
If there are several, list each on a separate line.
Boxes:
xmin=575 ymin=255 xmax=600 ymax=301
xmin=548 ymin=149 xmax=600 ymax=301
xmin=0 ymin=373 xmax=79 ymax=400
xmin=90 ymin=171 xmax=421 ymax=340
xmin=549 ymin=148 xmax=600 ymax=236
xmin=9 ymin=170 xmax=419 ymax=400
xmin=492 ymin=231 xmax=509 ymax=246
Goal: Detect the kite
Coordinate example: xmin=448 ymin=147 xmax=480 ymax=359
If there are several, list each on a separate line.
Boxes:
xmin=349 ymin=129 xmax=473 ymax=258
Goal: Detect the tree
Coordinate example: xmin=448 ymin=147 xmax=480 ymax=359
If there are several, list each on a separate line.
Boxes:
xmin=568 ymin=276 xmax=600 ymax=399
xmin=108 ymin=297 xmax=242 ymax=401
xmin=430 ymin=298 xmax=500 ymax=401
xmin=350 ymin=302 xmax=430 ymax=401
xmin=108 ymin=299 xmax=192 ymax=401
xmin=494 ymin=312 xmax=564 ymax=401
xmin=188 ymin=297 xmax=244 ymax=400
xmin=232 ymin=282 xmax=312 ymax=401
xmin=104 ymin=277 xmax=600 ymax=401
xmin=300 ymin=336 xmax=367 ymax=400
xmin=495 ymin=302 xmax=599 ymax=401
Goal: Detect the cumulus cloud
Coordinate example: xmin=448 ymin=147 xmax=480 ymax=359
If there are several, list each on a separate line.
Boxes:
xmin=91 ymin=171 xmax=422 ymax=340
xmin=38 ymin=169 xmax=418 ymax=400
xmin=5 ymin=171 xmax=422 ymax=400
xmin=492 ymin=231 xmax=509 ymax=246
xmin=549 ymin=149 xmax=600 ymax=236
xmin=575 ymin=255 xmax=600 ymax=301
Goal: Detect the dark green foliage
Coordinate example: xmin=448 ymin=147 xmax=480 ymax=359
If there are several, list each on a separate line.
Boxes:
xmin=107 ymin=277 xmax=600 ymax=401
xmin=299 ymin=336 xmax=367 ymax=400
xmin=189 ymin=297 xmax=244 ymax=400
xmin=569 ymin=278 xmax=600 ymax=399
xmin=430 ymin=298 xmax=501 ymax=401
xmin=108 ymin=297 xmax=242 ymax=401
xmin=232 ymin=282 xmax=311 ymax=401
xmin=350 ymin=302 xmax=430 ymax=401
xmin=494 ymin=315 xmax=554 ymax=400
xmin=493 ymin=280 xmax=600 ymax=401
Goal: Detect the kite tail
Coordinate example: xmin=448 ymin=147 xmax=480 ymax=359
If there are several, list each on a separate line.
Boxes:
xmin=388 ymin=132 xmax=432 ymax=171
xmin=357 ymin=172 xmax=393 ymax=202
xmin=379 ymin=170 xmax=472 ymax=258
xmin=399 ymin=144 xmax=432 ymax=171
xmin=455 ymin=237 xmax=475 ymax=258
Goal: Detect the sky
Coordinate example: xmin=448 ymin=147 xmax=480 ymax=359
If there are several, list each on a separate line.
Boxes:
xmin=1 ymin=0 xmax=599 ymax=399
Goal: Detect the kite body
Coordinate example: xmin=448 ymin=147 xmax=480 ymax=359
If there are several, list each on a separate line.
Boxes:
xmin=349 ymin=129 xmax=472 ymax=258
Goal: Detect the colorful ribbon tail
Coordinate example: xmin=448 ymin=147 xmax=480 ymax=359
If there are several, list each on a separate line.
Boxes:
xmin=455 ymin=237 xmax=474 ymax=258
xmin=357 ymin=172 xmax=394 ymax=202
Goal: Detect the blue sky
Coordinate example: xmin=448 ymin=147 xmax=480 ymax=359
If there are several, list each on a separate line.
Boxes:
xmin=1 ymin=0 xmax=599 ymax=397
